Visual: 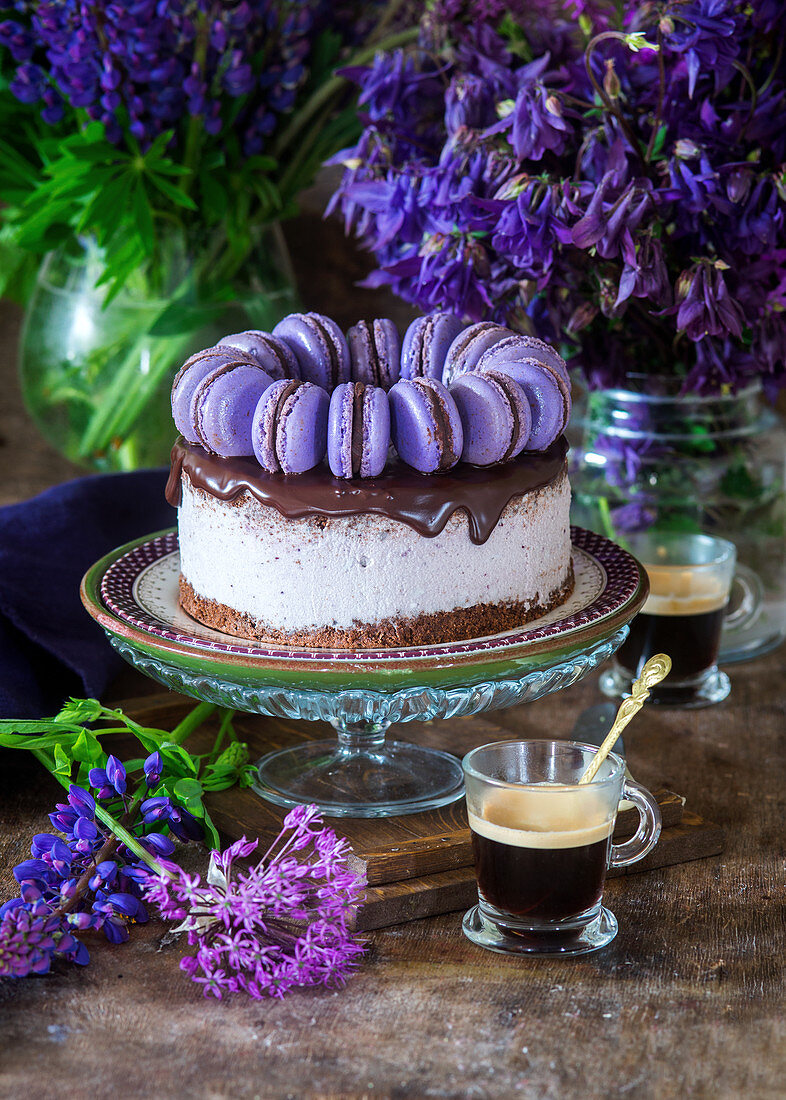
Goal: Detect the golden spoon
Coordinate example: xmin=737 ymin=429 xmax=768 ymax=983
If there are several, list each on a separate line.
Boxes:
xmin=578 ymin=653 xmax=672 ymax=785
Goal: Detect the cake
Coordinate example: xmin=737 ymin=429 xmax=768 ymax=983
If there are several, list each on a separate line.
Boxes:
xmin=166 ymin=312 xmax=574 ymax=649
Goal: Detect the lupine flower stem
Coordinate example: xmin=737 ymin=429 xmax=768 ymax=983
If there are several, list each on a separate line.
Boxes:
xmin=169 ymin=702 xmax=217 ymax=746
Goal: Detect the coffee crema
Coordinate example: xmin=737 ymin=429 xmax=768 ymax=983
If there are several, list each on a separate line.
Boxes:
xmin=468 ymin=786 xmax=614 ymax=922
xmin=641 ymin=563 xmax=729 ymax=616
xmin=468 ymin=783 xmax=614 ymax=849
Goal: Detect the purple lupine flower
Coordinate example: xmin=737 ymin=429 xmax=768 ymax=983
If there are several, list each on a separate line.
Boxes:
xmin=143 ymin=752 xmax=163 ymax=787
xmin=0 ymin=898 xmax=86 ymax=977
xmin=142 ymin=809 xmax=366 ymax=1000
xmin=105 ymin=755 xmax=126 ymax=796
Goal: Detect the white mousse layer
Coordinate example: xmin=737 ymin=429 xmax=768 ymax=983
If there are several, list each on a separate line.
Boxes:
xmin=178 ymin=469 xmax=571 ymax=635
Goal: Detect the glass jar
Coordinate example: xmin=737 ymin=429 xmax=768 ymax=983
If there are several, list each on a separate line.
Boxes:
xmin=569 ymin=378 xmax=786 ymax=663
xmin=18 ymin=226 xmax=299 ymax=471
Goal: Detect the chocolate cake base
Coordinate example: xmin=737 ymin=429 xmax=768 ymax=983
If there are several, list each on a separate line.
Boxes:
xmin=179 ymin=568 xmax=575 ymax=649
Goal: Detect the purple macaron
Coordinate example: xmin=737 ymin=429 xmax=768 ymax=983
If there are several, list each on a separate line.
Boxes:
xmin=388 ymin=377 xmax=463 ymax=474
xmin=346 ymin=319 xmax=401 ymax=389
xmin=190 ymin=362 xmax=275 ymax=457
xmin=216 ymin=330 xmax=299 ymax=380
xmin=478 ymin=333 xmax=570 ymax=385
xmin=441 ymin=322 xmax=511 ymax=387
xmin=400 ymin=313 xmax=465 ymax=381
xmin=449 ymin=370 xmax=532 ymax=466
xmin=477 ymin=357 xmax=570 ymax=451
xmin=328 ymin=382 xmax=390 ymax=479
xmin=171 ymin=347 xmax=257 ymax=444
xmin=252 ymin=379 xmax=330 ymax=474
xmin=272 ymin=312 xmax=351 ymax=390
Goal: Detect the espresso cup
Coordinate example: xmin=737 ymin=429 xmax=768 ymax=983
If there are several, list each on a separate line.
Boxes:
xmin=601 ymin=532 xmax=737 ymax=707
xmin=461 ymin=740 xmax=661 ymax=957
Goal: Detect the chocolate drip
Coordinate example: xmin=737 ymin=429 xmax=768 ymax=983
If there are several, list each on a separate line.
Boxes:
xmin=167 ymin=435 xmax=568 ymax=546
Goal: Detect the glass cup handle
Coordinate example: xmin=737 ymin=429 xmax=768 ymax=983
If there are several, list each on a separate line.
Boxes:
xmin=725 ymin=564 xmax=764 ymax=632
xmin=610 ymin=780 xmax=662 ymax=868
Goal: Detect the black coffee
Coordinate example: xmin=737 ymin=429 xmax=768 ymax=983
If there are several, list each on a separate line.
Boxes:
xmin=471 ymin=830 xmax=611 ymax=921
xmin=617 ymin=606 xmax=726 ymax=680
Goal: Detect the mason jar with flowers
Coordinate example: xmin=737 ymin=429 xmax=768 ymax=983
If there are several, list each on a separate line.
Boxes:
xmin=325 ymin=0 xmax=786 ymax=661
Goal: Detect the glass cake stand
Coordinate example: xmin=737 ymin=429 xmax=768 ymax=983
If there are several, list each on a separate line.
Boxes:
xmin=81 ymin=526 xmax=647 ymax=817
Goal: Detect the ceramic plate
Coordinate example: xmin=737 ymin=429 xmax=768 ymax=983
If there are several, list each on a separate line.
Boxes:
xmin=81 ymin=526 xmax=647 ymax=691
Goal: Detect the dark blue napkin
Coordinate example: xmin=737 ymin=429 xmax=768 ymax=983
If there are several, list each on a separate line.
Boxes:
xmin=0 ymin=470 xmax=174 ymax=718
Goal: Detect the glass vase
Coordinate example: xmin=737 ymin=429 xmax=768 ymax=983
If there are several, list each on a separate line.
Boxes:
xmin=569 ymin=379 xmax=786 ymax=663
xmin=18 ymin=226 xmax=299 ymax=471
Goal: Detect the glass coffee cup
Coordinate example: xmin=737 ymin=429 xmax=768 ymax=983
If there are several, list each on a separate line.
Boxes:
xmin=462 ymin=740 xmax=661 ymax=957
xmin=601 ymin=532 xmax=743 ymax=707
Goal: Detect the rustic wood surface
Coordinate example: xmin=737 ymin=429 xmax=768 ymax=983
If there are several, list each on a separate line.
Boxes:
xmin=1 ymin=194 xmax=785 ymax=1099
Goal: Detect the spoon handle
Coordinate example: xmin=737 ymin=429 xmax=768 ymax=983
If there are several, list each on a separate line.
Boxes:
xmin=578 ymin=653 xmax=672 ymax=785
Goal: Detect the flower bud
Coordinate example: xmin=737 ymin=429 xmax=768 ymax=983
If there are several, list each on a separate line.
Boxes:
xmin=674 ymin=139 xmax=700 ymax=160
xmin=567 ymin=302 xmax=599 ymax=333
xmin=603 ymin=60 xmax=620 ymax=101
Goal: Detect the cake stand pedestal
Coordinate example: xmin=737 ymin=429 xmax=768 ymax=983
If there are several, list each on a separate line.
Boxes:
xmin=81 ymin=527 xmax=647 ymax=818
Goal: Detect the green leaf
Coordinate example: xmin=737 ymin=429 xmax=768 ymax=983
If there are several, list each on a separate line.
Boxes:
xmin=173 ymin=776 xmax=205 ymax=817
xmin=146 ymin=172 xmax=198 ymax=210
xmin=72 ymin=729 xmax=104 ymax=767
xmin=53 ymin=742 xmax=72 ymax=780
xmin=132 ymin=180 xmax=155 ymax=255
xmin=650 ymin=124 xmax=669 ymax=159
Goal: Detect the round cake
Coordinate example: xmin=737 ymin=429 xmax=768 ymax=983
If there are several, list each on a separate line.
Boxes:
xmin=167 ymin=312 xmax=575 ymax=649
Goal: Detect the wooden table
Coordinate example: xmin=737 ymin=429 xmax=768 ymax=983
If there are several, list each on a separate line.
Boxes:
xmin=1 ymin=218 xmax=785 ymax=1098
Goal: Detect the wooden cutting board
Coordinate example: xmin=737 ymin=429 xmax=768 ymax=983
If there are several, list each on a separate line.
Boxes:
xmin=121 ymin=694 xmax=725 ymax=931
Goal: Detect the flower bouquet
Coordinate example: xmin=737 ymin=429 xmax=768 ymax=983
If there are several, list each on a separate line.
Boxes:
xmin=0 ymin=1 xmax=415 ymax=469
xmin=327 ymin=0 xmax=786 ymax=658
xmin=328 ymin=0 xmax=786 ymax=396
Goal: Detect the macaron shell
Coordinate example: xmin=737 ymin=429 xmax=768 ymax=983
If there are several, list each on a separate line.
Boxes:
xmin=172 ymin=348 xmax=255 ymax=443
xmin=449 ymin=371 xmax=533 ymax=466
xmin=272 ymin=312 xmax=351 ymax=389
xmin=401 ymin=314 xmax=465 ymax=381
xmin=328 ymin=382 xmax=390 ymax=478
xmin=478 ymin=334 xmax=570 ymax=386
xmin=479 ymin=368 xmax=533 ymax=460
xmin=252 ymin=379 xmax=299 ymax=472
xmin=347 ymin=319 xmax=401 ymax=388
xmin=442 ymin=322 xmax=510 ymax=386
xmin=360 ymin=385 xmax=390 ymax=477
xmin=217 ymin=330 xmax=299 ymax=380
xmin=479 ymin=359 xmax=567 ymax=450
xmin=276 ymin=382 xmax=329 ymax=474
xmin=327 ymin=382 xmax=354 ymax=478
xmin=389 ymin=378 xmax=463 ymax=474
xmin=193 ymin=363 xmax=274 ymax=456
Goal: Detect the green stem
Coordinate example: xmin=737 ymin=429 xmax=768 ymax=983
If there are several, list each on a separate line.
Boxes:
xmin=273 ymin=26 xmax=419 ymax=159
xmin=644 ymin=27 xmax=665 ymax=164
xmin=208 ymin=710 xmax=235 ymax=763
xmin=597 ymin=495 xmax=617 ymax=542
xmin=94 ymin=803 xmax=165 ymax=876
xmin=77 ymin=321 xmax=194 ymax=463
xmin=170 ymin=701 xmax=216 ymax=746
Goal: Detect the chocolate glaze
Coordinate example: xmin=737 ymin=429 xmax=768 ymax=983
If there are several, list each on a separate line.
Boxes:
xmin=167 ymin=435 xmax=569 ymax=546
